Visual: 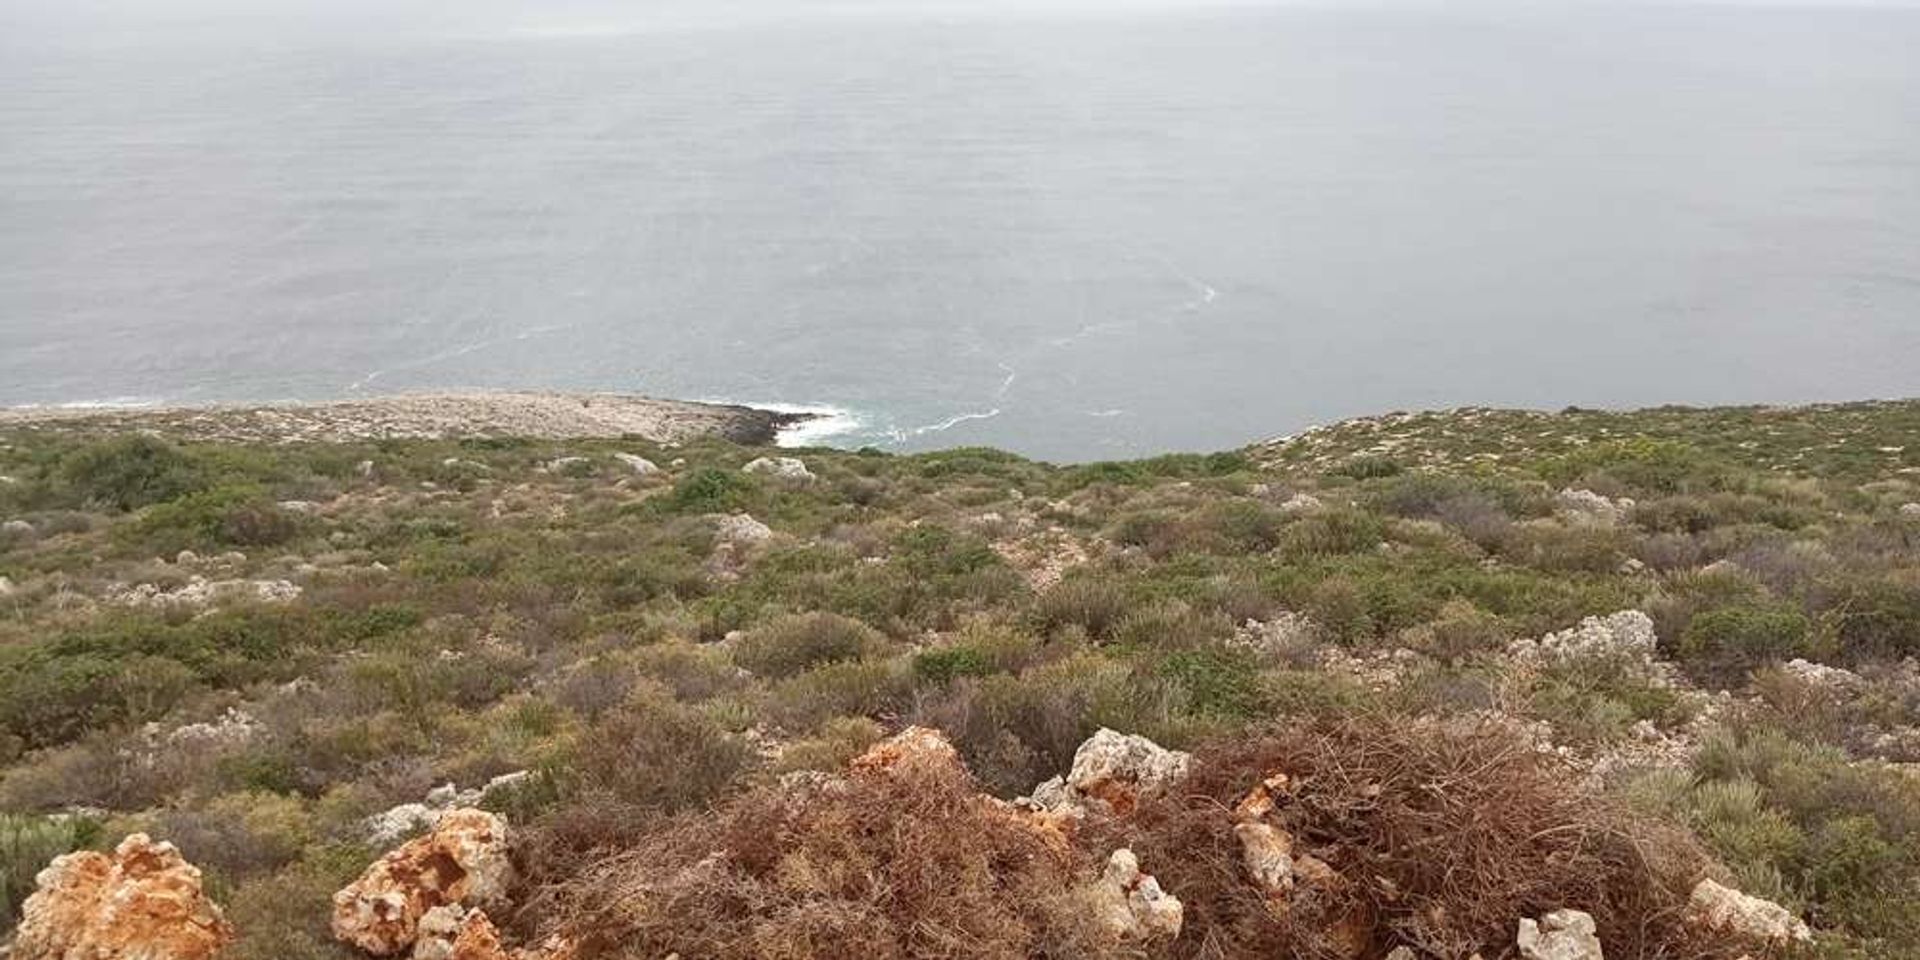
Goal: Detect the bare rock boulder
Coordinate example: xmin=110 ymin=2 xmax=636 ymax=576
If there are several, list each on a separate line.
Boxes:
xmin=12 ymin=833 xmax=234 ymax=960
xmin=613 ymin=452 xmax=660 ymax=476
xmin=333 ymin=809 xmax=516 ymax=957
xmin=1031 ymin=728 xmax=1191 ymax=817
xmin=712 ymin=513 xmax=774 ymax=545
xmin=742 ymin=456 xmax=815 ymax=482
xmin=1088 ymin=848 xmax=1183 ymax=943
xmin=1517 ymin=909 xmax=1603 ymax=960
xmin=1686 ymin=878 xmax=1812 ymax=946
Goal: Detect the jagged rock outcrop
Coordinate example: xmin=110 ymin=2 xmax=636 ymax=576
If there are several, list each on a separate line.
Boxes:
xmin=12 ymin=833 xmax=234 ymax=960
xmin=1517 ymin=908 xmax=1603 ymax=960
xmin=1686 ymin=878 xmax=1812 ymax=946
xmin=1025 ymin=728 xmax=1191 ymax=817
xmin=742 ymin=456 xmax=814 ymax=482
xmin=1087 ymin=848 xmax=1183 ymax=942
xmin=333 ymin=809 xmax=516 ymax=956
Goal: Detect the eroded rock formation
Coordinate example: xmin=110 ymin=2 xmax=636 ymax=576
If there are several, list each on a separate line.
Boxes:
xmin=12 ymin=833 xmax=233 ymax=960
xmin=333 ymin=809 xmax=516 ymax=956
xmin=1025 ymin=727 xmax=1192 ymax=817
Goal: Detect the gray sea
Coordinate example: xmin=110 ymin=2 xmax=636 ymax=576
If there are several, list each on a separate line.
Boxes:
xmin=2 ymin=0 xmax=1917 ymax=461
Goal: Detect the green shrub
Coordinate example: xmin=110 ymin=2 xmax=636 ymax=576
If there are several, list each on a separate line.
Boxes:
xmin=1679 ymin=606 xmax=1813 ymax=679
xmin=1542 ymin=438 xmax=1732 ymax=495
xmin=921 ymin=653 xmax=1140 ymax=794
xmin=1632 ymin=496 xmax=1724 ymax=534
xmin=1155 ymin=645 xmax=1262 ymax=719
xmin=568 ymin=688 xmax=752 ymax=811
xmin=772 ymin=717 xmax=886 ymax=774
xmin=1256 ymin=668 xmax=1369 ymax=717
xmin=126 ymin=485 xmax=298 ymax=552
xmin=630 ymin=643 xmax=747 ymax=702
xmin=1405 ymin=600 xmax=1510 ymax=664
xmin=1032 ymin=576 xmax=1130 ymax=640
xmin=2 ymin=812 xmax=97 ymax=927
xmin=730 ymin=612 xmax=885 ymax=680
xmin=59 ymin=435 xmax=207 ymax=510
xmin=911 ymin=623 xmax=1041 ymax=686
xmin=912 ymin=646 xmax=994 ymax=685
xmin=891 ymin=524 xmax=999 ymax=579
xmin=661 ymin=468 xmax=755 ymax=514
xmin=222 ymin=843 xmax=373 ymax=960
xmin=768 ymin=659 xmax=913 ymax=732
xmin=1278 ymin=509 xmax=1385 ymax=558
xmin=1672 ymin=725 xmax=1920 ymax=946
xmin=1333 ymin=455 xmax=1403 ymax=479
xmin=1817 ymin=575 xmax=1920 ymax=660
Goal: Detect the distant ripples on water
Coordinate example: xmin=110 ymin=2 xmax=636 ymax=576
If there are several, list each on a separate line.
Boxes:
xmin=2 ymin=0 xmax=1917 ymax=460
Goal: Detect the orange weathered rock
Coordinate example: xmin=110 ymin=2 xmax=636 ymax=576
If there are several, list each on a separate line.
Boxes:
xmin=332 ymin=808 xmax=516 ymax=957
xmin=848 ymin=725 xmax=965 ymax=778
xmin=1232 ymin=772 xmax=1293 ymax=822
xmin=12 ymin=833 xmax=234 ymax=960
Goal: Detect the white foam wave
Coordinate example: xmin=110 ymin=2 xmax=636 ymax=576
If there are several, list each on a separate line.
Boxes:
xmin=893 ymin=408 xmax=1002 ymax=441
xmin=697 ymin=400 xmax=867 ymax=449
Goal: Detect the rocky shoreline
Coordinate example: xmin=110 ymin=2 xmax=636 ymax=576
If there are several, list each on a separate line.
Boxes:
xmin=0 ymin=392 xmax=810 ymax=446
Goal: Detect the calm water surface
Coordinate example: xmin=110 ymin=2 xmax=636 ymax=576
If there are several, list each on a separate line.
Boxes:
xmin=2 ymin=0 xmax=1917 ymax=460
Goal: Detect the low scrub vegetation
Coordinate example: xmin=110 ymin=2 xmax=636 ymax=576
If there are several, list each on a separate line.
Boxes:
xmin=0 ymin=399 xmax=1916 ymax=957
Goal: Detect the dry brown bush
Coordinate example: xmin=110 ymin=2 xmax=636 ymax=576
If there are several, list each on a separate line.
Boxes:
xmin=516 ymin=717 xmax=1742 ymax=960
xmin=1090 ymin=717 xmax=1737 ymax=960
xmin=530 ymin=760 xmax=1105 ymax=960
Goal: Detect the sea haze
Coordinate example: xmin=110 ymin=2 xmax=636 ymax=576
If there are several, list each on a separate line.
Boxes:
xmin=1 ymin=0 xmax=1916 ymax=461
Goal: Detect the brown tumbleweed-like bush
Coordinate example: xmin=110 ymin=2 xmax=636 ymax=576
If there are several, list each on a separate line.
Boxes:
xmin=1094 ymin=716 xmax=1736 ymax=960
xmin=532 ymin=759 xmax=1105 ymax=960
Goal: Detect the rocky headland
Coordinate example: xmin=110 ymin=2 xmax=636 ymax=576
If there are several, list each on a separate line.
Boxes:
xmin=0 ymin=392 xmax=806 ymax=446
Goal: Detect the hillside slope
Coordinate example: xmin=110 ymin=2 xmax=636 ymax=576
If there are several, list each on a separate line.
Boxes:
xmin=0 ymin=400 xmax=1916 ymax=958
